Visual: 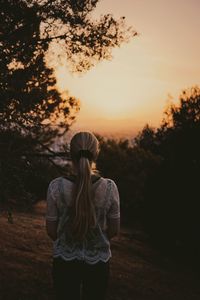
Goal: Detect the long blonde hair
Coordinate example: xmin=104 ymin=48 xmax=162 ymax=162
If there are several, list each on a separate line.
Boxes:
xmin=69 ymin=131 xmax=99 ymax=240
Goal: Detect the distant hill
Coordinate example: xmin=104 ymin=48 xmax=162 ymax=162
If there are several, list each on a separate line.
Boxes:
xmin=49 ymin=117 xmax=144 ymax=152
xmin=70 ymin=117 xmax=144 ymax=139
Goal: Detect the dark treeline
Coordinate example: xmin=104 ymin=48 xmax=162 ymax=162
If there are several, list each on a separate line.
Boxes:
xmin=97 ymin=86 xmax=200 ymax=266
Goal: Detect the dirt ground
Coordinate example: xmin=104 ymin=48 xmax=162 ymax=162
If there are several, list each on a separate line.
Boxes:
xmin=0 ymin=201 xmax=200 ymax=300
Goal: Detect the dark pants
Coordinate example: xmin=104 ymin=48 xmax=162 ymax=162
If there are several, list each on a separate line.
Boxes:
xmin=52 ymin=257 xmax=110 ymax=300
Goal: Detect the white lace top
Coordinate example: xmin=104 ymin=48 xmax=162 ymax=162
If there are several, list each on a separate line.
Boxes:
xmin=46 ymin=176 xmax=120 ymax=264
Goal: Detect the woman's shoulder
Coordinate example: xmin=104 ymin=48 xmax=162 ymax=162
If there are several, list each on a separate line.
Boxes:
xmin=48 ymin=177 xmax=74 ymax=202
xmin=48 ymin=176 xmax=62 ymax=187
xmin=96 ymin=177 xmax=119 ymax=198
xmin=48 ymin=176 xmax=73 ymax=190
xmin=101 ymin=177 xmax=118 ymax=187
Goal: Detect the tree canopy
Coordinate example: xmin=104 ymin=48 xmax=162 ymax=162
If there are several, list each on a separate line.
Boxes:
xmin=135 ymin=86 xmax=200 ymax=256
xmin=0 ymin=0 xmax=136 ymax=132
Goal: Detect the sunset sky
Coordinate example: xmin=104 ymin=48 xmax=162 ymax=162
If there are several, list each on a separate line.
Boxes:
xmin=54 ymin=0 xmax=200 ymax=135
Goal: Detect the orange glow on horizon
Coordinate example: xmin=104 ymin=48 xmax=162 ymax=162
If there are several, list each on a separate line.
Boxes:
xmin=48 ymin=0 xmax=200 ymax=134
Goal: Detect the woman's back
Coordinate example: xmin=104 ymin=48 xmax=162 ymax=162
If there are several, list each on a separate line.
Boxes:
xmin=46 ymin=131 xmax=120 ymax=300
xmin=46 ymin=175 xmax=120 ymax=264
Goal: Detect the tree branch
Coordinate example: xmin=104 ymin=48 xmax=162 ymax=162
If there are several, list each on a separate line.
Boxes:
xmin=38 ymin=33 xmax=70 ymax=43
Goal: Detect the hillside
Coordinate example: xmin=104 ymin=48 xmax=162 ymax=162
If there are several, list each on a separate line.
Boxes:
xmin=0 ymin=201 xmax=200 ymax=300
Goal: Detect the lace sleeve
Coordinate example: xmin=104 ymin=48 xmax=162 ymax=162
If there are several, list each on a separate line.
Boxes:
xmin=46 ymin=179 xmax=60 ymax=222
xmin=107 ymin=180 xmax=120 ymax=219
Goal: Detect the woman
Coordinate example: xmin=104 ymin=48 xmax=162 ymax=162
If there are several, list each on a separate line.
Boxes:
xmin=46 ymin=131 xmax=120 ymax=300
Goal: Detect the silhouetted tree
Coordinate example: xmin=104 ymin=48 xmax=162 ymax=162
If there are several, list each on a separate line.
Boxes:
xmin=134 ymin=124 xmax=157 ymax=153
xmin=96 ymin=136 xmax=161 ymax=225
xmin=0 ymin=0 xmax=137 ymax=207
xmin=0 ymin=0 xmax=136 ymax=131
xmin=141 ymin=86 xmax=200 ymax=261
